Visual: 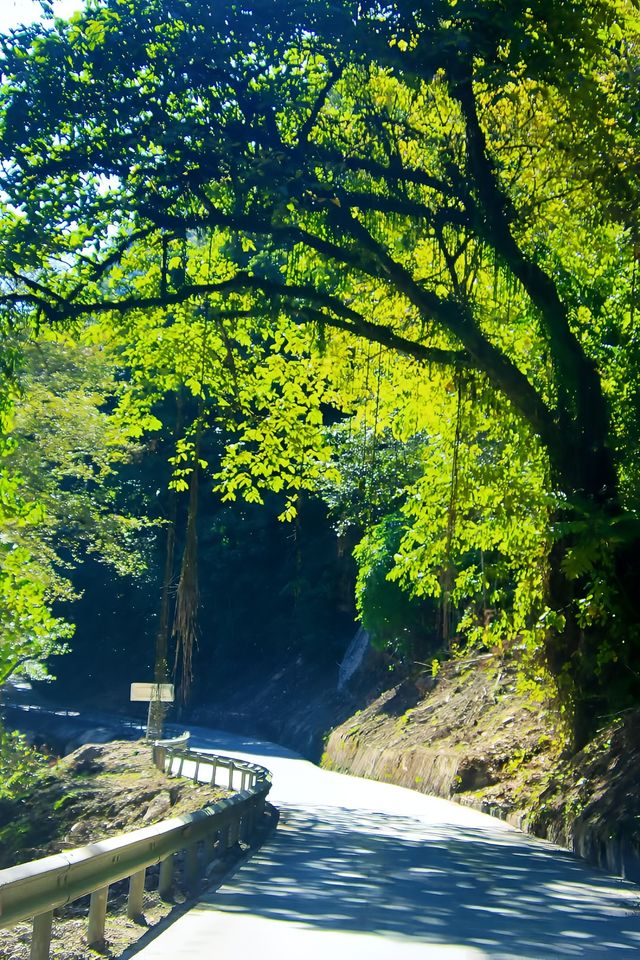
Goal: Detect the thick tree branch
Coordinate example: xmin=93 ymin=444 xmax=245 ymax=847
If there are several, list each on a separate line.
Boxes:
xmin=329 ymin=205 xmax=560 ymax=452
xmin=454 ymin=75 xmax=617 ymax=502
xmin=155 ymin=192 xmax=375 ymax=276
xmin=4 ymin=268 xmax=66 ymax=304
xmin=296 ymin=62 xmax=344 ymax=145
xmin=1 ymin=271 xmax=468 ymax=370
xmin=301 ymin=180 xmax=470 ymax=227
xmin=291 ymin=305 xmax=471 ymax=368
xmin=306 ymin=144 xmax=454 ymax=196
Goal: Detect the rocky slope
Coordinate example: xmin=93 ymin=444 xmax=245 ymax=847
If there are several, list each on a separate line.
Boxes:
xmin=0 ymin=740 xmax=229 ymax=869
xmin=190 ymin=645 xmax=390 ymax=761
xmin=323 ymin=652 xmax=640 ymax=883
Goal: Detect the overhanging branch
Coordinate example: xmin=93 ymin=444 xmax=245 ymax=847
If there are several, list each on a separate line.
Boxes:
xmin=292 ymin=304 xmax=470 ymax=367
xmin=327 ymin=204 xmax=560 ymax=448
xmin=453 ymin=73 xmax=617 ymax=501
xmin=0 ymin=269 xmax=467 ymax=371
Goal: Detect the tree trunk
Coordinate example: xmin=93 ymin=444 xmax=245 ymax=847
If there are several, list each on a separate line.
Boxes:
xmin=545 ymin=519 xmax=640 ymax=749
xmin=147 ymin=518 xmax=176 ymax=741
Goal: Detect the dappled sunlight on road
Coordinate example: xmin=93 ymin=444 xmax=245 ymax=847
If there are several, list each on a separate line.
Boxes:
xmin=6 ymin=703 xmax=639 ymax=957
xmin=123 ymin=727 xmax=640 ymax=959
xmin=195 ymin=805 xmax=640 ymax=958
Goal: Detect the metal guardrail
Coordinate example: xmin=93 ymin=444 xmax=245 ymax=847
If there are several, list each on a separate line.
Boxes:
xmin=160 ymin=745 xmax=268 ymax=793
xmin=154 ymin=730 xmax=191 ymax=749
xmin=0 ymin=736 xmax=272 ymax=960
xmin=152 ymin=729 xmax=191 ymax=769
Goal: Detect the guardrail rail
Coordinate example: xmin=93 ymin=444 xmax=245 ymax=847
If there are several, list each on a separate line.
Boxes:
xmin=0 ymin=734 xmax=272 ymax=960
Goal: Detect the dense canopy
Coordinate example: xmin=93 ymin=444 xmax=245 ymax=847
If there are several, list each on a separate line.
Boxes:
xmin=0 ymin=0 xmax=639 ymax=742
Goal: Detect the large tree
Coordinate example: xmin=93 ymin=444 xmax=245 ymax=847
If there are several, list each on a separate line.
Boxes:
xmin=0 ymin=0 xmax=639 ymax=738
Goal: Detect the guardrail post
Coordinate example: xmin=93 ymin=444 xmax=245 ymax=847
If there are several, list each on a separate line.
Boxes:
xmin=127 ymin=868 xmax=146 ymax=919
xmin=87 ymin=885 xmax=109 ymax=947
xmin=31 ymin=910 xmax=53 ymax=960
xmin=152 ymin=744 xmax=166 ymax=772
xmin=228 ymin=763 xmax=235 ymax=789
xmin=185 ymin=843 xmax=200 ymax=892
xmin=193 ymin=759 xmax=200 ymax=782
xmin=158 ymin=854 xmax=173 ymax=900
xmin=228 ymin=816 xmax=240 ymax=848
xmin=206 ymin=829 xmax=218 ymax=862
xmin=209 ymin=761 xmax=217 ymax=786
xmin=241 ymin=810 xmax=253 ymax=844
xmin=220 ymin=822 xmax=232 ymax=850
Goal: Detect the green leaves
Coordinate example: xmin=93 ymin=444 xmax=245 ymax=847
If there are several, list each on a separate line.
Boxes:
xmin=353 ymin=512 xmax=436 ymax=657
xmin=0 ymin=543 xmax=73 ymax=686
xmin=0 ymin=727 xmax=46 ymax=801
xmin=0 ymin=0 xmax=639 ymax=726
xmin=0 ymin=331 xmax=155 ymax=687
xmin=385 ymin=381 xmax=552 ymax=654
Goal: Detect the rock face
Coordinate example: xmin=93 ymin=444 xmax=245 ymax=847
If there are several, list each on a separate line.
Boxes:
xmin=143 ymin=791 xmax=172 ymax=822
xmin=66 ymin=743 xmax=105 ymax=774
xmin=525 ymin=713 xmax=640 ymax=882
xmin=323 ymin=653 xmax=640 ymax=882
xmin=325 ymin=654 xmax=551 ymax=812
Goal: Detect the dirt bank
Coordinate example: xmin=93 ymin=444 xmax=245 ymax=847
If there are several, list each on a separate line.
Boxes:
xmin=0 ymin=740 xmax=239 ymax=960
xmin=323 ymin=653 xmax=640 ymax=882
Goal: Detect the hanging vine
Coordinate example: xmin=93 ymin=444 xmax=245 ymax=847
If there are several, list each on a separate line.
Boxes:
xmin=440 ymin=375 xmax=464 ymax=650
xmin=171 ymin=304 xmax=211 ymax=706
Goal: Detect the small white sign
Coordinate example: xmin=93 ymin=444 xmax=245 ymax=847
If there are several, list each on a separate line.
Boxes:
xmin=130 ymin=682 xmax=175 ymax=703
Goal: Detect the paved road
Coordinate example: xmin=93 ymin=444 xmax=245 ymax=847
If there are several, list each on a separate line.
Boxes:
xmin=130 ymin=728 xmax=640 ymax=960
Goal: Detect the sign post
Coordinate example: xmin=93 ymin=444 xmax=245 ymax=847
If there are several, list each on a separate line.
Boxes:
xmin=130 ymin=683 xmax=175 ymax=739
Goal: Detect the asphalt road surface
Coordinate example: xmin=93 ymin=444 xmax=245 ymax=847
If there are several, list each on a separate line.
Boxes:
xmin=129 ymin=727 xmax=640 ymax=960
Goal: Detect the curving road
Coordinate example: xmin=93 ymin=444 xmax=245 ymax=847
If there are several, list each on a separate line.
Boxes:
xmin=130 ymin=726 xmax=640 ymax=960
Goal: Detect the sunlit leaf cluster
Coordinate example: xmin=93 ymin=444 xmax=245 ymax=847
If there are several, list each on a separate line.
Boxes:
xmin=0 ymin=0 xmax=639 ymax=735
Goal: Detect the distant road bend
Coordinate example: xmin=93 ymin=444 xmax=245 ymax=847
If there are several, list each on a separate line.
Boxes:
xmin=128 ymin=727 xmax=640 ymax=960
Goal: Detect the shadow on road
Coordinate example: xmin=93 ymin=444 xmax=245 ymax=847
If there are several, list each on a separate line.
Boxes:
xmin=195 ymin=804 xmax=640 ymax=958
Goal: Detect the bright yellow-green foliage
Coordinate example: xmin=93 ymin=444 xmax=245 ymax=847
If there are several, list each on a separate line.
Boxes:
xmin=0 ymin=0 xmax=639 ymax=727
xmin=0 ymin=330 xmax=153 ymax=686
xmin=0 ymin=727 xmax=45 ymax=800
